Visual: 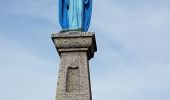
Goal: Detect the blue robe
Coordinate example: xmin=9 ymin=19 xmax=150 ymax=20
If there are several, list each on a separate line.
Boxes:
xmin=59 ymin=0 xmax=92 ymax=32
xmin=68 ymin=0 xmax=83 ymax=29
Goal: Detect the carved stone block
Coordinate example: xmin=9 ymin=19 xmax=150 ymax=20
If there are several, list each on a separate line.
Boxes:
xmin=51 ymin=31 xmax=97 ymax=100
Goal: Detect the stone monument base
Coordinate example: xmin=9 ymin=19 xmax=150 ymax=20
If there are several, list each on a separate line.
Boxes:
xmin=51 ymin=31 xmax=97 ymax=100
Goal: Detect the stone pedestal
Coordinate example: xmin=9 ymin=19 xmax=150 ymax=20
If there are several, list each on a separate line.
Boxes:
xmin=51 ymin=31 xmax=97 ymax=100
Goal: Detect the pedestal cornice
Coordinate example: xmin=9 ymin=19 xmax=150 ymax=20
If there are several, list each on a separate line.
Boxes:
xmin=51 ymin=31 xmax=97 ymax=60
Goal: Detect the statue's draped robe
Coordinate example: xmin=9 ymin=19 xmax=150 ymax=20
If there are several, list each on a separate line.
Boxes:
xmin=68 ymin=0 xmax=83 ymax=29
xmin=59 ymin=0 xmax=92 ymax=32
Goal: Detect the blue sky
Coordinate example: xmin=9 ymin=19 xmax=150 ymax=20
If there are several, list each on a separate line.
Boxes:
xmin=0 ymin=0 xmax=170 ymax=100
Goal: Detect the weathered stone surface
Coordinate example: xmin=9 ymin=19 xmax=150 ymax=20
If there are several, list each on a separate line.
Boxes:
xmin=52 ymin=31 xmax=97 ymax=100
xmin=51 ymin=31 xmax=97 ymax=60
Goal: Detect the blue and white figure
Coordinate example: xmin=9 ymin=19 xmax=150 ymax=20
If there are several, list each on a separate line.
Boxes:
xmin=59 ymin=0 xmax=92 ymax=32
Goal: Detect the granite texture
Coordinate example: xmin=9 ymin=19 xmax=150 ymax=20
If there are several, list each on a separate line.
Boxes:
xmin=51 ymin=31 xmax=97 ymax=100
xmin=51 ymin=31 xmax=97 ymax=60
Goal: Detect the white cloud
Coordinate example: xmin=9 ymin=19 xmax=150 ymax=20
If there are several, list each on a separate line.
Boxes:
xmin=0 ymin=0 xmax=58 ymax=26
xmin=91 ymin=62 xmax=170 ymax=100
xmin=90 ymin=1 xmax=170 ymax=100
xmin=0 ymin=35 xmax=58 ymax=100
xmin=91 ymin=0 xmax=170 ymax=63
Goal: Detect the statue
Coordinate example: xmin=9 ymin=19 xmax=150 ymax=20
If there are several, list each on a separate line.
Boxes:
xmin=59 ymin=0 xmax=92 ymax=32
